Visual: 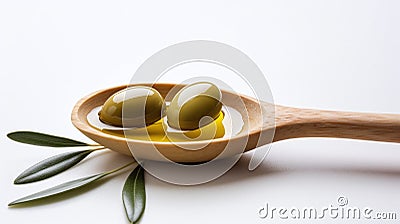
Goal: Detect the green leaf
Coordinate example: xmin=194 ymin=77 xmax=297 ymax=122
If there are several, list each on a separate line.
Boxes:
xmin=7 ymin=131 xmax=91 ymax=147
xmin=8 ymin=173 xmax=107 ymax=206
xmin=14 ymin=150 xmax=95 ymax=184
xmin=122 ymin=166 xmax=146 ymax=224
xmin=8 ymin=161 xmax=136 ymax=206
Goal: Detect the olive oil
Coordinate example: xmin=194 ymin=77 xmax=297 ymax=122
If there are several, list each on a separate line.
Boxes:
xmin=87 ymin=105 xmax=243 ymax=142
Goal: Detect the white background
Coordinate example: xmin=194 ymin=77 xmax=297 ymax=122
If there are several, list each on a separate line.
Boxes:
xmin=1 ymin=0 xmax=400 ymax=223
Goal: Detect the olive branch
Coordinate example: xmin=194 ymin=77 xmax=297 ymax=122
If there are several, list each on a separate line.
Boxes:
xmin=7 ymin=131 xmax=145 ymax=224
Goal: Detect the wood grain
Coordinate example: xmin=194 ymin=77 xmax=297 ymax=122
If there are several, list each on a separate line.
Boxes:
xmin=272 ymin=105 xmax=400 ymax=143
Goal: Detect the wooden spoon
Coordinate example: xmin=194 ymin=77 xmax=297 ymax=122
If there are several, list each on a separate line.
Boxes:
xmin=72 ymin=83 xmax=400 ymax=162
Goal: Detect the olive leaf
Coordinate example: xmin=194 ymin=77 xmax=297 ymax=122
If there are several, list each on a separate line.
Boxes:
xmin=7 ymin=131 xmax=93 ymax=147
xmin=14 ymin=150 xmax=98 ymax=184
xmin=122 ymin=165 xmax=146 ymax=224
xmin=8 ymin=161 xmax=136 ymax=206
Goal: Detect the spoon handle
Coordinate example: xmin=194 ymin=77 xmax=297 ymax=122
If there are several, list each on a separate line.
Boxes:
xmin=273 ymin=105 xmax=400 ymax=143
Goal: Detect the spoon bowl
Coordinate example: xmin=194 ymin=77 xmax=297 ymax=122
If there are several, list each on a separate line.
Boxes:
xmin=72 ymin=83 xmax=400 ymax=162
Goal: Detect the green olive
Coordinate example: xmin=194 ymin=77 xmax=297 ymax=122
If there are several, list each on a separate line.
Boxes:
xmin=166 ymin=82 xmax=222 ymax=130
xmin=99 ymin=86 xmax=165 ymax=127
